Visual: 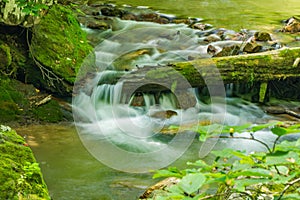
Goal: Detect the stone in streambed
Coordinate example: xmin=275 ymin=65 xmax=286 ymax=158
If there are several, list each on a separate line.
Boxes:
xmin=150 ymin=110 xmax=178 ymax=119
xmin=243 ymin=40 xmax=262 ymax=53
xmin=254 ymin=31 xmax=272 ymax=41
xmin=282 ymin=16 xmax=300 ymax=33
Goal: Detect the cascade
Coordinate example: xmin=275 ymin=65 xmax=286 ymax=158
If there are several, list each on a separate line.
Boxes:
xmin=72 ymin=18 xmax=274 ymax=172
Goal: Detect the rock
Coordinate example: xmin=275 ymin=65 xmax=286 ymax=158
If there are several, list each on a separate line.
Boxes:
xmin=282 ymin=16 xmax=300 ymax=33
xmin=254 ymin=31 xmax=272 ymax=41
xmin=203 ymin=34 xmax=222 ymax=43
xmin=0 ymin=75 xmax=64 ymax=124
xmin=0 ymin=126 xmax=50 ymax=199
xmin=86 ymin=18 xmax=110 ymax=30
xmin=243 ymin=40 xmax=262 ymax=53
xmin=139 ymin=177 xmax=180 ymax=199
xmin=100 ymin=6 xmax=124 ymax=17
xmin=30 ymin=5 xmax=93 ymax=93
xmin=214 ymin=45 xmax=240 ymax=57
xmin=150 ymin=110 xmax=178 ymax=119
xmin=0 ymin=0 xmax=54 ymax=27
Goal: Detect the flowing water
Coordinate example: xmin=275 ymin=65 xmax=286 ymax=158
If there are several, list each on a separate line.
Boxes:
xmin=16 ymin=1 xmax=300 ymax=199
xmin=98 ymin=0 xmax=300 ymax=32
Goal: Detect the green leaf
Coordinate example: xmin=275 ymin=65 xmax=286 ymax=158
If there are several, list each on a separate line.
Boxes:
xmin=271 ymin=126 xmax=287 ymax=136
xmin=153 ymin=168 xmax=182 ymax=179
xmin=250 ymin=122 xmax=278 ymax=132
xmin=178 ymin=173 xmax=206 ymax=195
xmin=266 ymin=151 xmax=299 ymax=165
xmin=221 ymin=123 xmax=252 ymax=134
xmin=232 ymin=168 xmax=272 ymax=178
xmin=235 ymin=178 xmax=270 ymax=192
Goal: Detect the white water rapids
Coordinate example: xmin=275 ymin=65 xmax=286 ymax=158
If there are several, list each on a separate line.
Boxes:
xmin=72 ymin=18 xmax=273 ymax=173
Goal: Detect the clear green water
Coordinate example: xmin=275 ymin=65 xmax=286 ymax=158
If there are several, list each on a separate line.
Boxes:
xmin=15 ymin=1 xmax=300 ymax=199
xmin=101 ymin=0 xmax=300 ymax=31
xmin=16 ymin=124 xmax=203 ymax=199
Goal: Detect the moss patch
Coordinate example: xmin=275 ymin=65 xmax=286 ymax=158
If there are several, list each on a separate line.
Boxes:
xmin=32 ymin=100 xmax=63 ymax=123
xmin=0 ymin=75 xmax=64 ymax=124
xmin=31 ymin=4 xmax=93 ymax=84
xmin=0 ymin=125 xmax=50 ymax=199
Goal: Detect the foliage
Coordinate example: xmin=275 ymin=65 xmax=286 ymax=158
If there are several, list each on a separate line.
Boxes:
xmin=0 ymin=126 xmax=50 ymax=199
xmin=151 ymin=122 xmax=300 ymax=200
xmin=16 ymin=0 xmax=49 ymax=16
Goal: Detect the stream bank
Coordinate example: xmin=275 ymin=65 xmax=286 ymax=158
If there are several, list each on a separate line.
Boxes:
xmin=0 ymin=125 xmax=50 ymax=199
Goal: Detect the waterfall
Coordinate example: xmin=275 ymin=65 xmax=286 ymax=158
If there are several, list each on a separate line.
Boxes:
xmin=72 ymin=18 xmax=273 ymax=172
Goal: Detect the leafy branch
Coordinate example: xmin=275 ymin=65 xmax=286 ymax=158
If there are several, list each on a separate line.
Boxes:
xmin=147 ymin=122 xmax=300 ymax=200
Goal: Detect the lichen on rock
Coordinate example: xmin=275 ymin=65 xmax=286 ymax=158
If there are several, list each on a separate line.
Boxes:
xmin=0 ymin=125 xmax=50 ymax=199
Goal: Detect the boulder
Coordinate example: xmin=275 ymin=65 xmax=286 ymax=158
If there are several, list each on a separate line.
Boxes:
xmin=0 ymin=125 xmax=50 ymax=199
xmin=282 ymin=16 xmax=300 ymax=33
xmin=30 ymin=5 xmax=93 ymax=93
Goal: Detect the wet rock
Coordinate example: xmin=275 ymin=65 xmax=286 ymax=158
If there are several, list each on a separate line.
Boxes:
xmin=191 ymin=23 xmax=213 ymax=30
xmin=122 ymin=13 xmax=169 ymax=24
xmin=100 ymin=6 xmax=124 ymax=17
xmin=254 ymin=31 xmax=272 ymax=41
xmin=150 ymin=110 xmax=178 ymax=119
xmin=282 ymin=16 xmax=300 ymax=33
xmin=140 ymin=177 xmax=180 ymax=199
xmin=203 ymin=34 xmax=222 ymax=43
xmin=214 ymin=45 xmax=240 ymax=57
xmin=243 ymin=40 xmax=262 ymax=53
xmin=86 ymin=18 xmax=110 ymax=30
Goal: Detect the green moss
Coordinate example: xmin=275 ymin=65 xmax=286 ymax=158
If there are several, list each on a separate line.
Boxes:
xmin=0 ymin=126 xmax=50 ymax=199
xmin=32 ymin=100 xmax=63 ymax=122
xmin=31 ymin=4 xmax=93 ymax=84
xmin=0 ymin=77 xmax=23 ymax=122
xmin=0 ymin=43 xmax=12 ymax=68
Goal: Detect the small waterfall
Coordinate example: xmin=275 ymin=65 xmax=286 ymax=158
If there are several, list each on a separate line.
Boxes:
xmin=73 ymin=18 xmax=274 ymax=172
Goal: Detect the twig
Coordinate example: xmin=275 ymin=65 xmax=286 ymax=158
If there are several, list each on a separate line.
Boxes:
xmin=216 ymin=135 xmax=272 ymax=153
xmin=278 ymin=177 xmax=300 ymax=199
xmin=26 ymin=29 xmax=64 ymax=88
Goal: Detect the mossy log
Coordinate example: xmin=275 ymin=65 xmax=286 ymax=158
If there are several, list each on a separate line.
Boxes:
xmin=120 ymin=47 xmax=300 ymax=94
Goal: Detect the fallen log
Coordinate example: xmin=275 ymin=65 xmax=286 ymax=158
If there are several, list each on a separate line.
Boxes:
xmin=120 ymin=47 xmax=300 ymax=94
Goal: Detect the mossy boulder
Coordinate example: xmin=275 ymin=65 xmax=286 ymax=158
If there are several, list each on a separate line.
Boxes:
xmin=32 ymin=100 xmax=63 ymax=123
xmin=0 ymin=125 xmax=50 ymax=199
xmin=31 ymin=4 xmax=93 ymax=88
xmin=0 ymin=75 xmax=64 ymax=124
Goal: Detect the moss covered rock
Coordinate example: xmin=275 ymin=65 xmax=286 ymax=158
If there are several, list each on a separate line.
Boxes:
xmin=0 ymin=125 xmax=50 ymax=199
xmin=0 ymin=75 xmax=64 ymax=124
xmin=32 ymin=100 xmax=63 ymax=123
xmin=31 ymin=4 xmax=93 ymax=86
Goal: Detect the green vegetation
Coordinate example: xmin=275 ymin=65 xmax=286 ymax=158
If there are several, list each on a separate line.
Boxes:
xmin=33 ymin=100 xmax=63 ymax=122
xmin=31 ymin=4 xmax=93 ymax=86
xmin=16 ymin=0 xmax=49 ymax=16
xmin=0 ymin=125 xmax=50 ymax=199
xmin=150 ymin=122 xmax=300 ymax=199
